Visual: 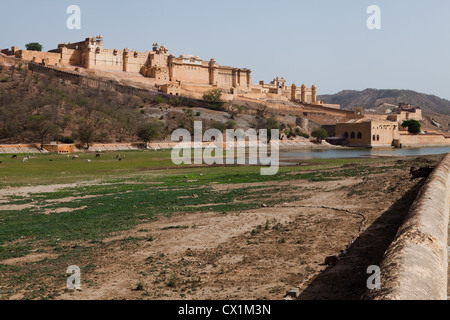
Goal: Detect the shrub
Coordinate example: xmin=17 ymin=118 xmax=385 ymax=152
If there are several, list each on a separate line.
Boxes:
xmin=234 ymin=105 xmax=245 ymax=114
xmin=137 ymin=119 xmax=166 ymax=143
xmin=153 ymin=96 xmax=165 ymax=105
xmin=284 ymin=129 xmax=290 ymax=137
xmin=166 ymin=274 xmax=178 ymax=288
xmin=203 ymin=89 xmax=224 ymax=110
xmin=58 ymin=136 xmax=74 ymax=144
xmin=311 ymin=127 xmax=329 ymax=142
xmin=299 ymin=132 xmax=310 ymax=139
xmin=170 ymin=98 xmax=182 ymax=107
xmin=203 ymin=88 xmax=223 ymax=103
xmin=225 ymin=120 xmax=237 ymax=130
xmin=183 ymin=108 xmax=194 ymax=117
xmin=136 ymin=280 xmax=145 ymax=291
xmin=209 ymin=120 xmax=227 ymax=133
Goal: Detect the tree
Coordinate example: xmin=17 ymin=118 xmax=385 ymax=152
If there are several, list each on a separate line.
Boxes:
xmin=25 ymin=43 xmax=43 ymax=52
xmin=251 ymin=116 xmax=281 ymax=142
xmin=29 ymin=114 xmax=58 ymax=149
xmin=402 ymin=120 xmax=421 ymax=135
xmin=203 ymin=89 xmax=224 ymax=110
xmin=311 ymin=127 xmax=329 ymax=143
xmin=228 ymin=104 xmax=245 ymax=119
xmin=137 ymin=119 xmax=166 ymax=144
xmin=77 ymin=124 xmax=96 ymax=150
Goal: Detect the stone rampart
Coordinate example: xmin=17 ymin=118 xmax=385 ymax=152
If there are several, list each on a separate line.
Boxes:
xmin=370 ymin=153 xmax=450 ymax=300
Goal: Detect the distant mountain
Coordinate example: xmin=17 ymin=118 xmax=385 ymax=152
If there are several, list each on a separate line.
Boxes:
xmin=318 ymin=89 xmax=450 ymax=115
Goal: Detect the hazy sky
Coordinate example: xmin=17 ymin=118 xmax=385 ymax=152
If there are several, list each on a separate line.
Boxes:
xmin=1 ymin=0 xmax=449 ymax=99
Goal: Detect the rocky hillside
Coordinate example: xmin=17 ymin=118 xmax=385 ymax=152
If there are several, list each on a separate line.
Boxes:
xmin=318 ymin=89 xmax=450 ymax=116
xmin=0 ymin=61 xmax=294 ymax=146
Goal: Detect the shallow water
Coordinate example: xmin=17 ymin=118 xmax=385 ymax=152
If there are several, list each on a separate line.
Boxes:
xmin=281 ymin=146 xmax=450 ymax=160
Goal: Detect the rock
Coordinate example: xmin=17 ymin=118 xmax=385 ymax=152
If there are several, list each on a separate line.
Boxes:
xmin=431 ymin=119 xmax=441 ymax=128
xmin=286 ymin=288 xmax=300 ymax=298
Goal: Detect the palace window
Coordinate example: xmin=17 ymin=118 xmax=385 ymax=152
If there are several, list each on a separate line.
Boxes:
xmin=350 ymin=132 xmax=356 ymax=139
xmin=357 ymin=132 xmax=362 ymax=139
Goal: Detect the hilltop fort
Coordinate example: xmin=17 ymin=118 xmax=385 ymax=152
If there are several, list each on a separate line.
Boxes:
xmin=2 ymin=36 xmax=450 ymax=150
xmin=2 ymin=36 xmax=334 ymax=107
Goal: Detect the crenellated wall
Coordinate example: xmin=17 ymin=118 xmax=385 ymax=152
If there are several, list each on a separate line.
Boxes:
xmin=2 ymin=36 xmax=335 ymax=104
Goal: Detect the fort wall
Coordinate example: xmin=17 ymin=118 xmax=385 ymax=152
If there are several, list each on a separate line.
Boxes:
xmin=369 ymin=153 xmax=450 ymax=300
xmin=2 ymin=36 xmax=343 ymax=111
xmin=394 ymin=133 xmax=450 ymax=148
xmin=302 ymin=104 xmax=358 ymax=118
xmin=172 ymin=62 xmax=210 ymax=85
xmin=60 ymin=48 xmax=82 ymax=66
xmin=16 ymin=50 xmax=61 ymax=66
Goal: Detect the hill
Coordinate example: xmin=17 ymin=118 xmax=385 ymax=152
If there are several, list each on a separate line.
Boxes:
xmin=318 ymin=89 xmax=450 ymax=115
xmin=0 ymin=61 xmax=295 ymax=146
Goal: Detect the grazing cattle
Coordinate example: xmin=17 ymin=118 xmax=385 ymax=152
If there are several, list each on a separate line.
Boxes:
xmin=11 ymin=155 xmax=17 ymax=159
xmin=72 ymin=155 xmax=79 ymax=160
xmin=95 ymin=154 xmax=101 ymax=158
xmin=118 ymin=158 xmax=122 ymax=161
xmin=115 ymin=154 xmax=121 ymax=159
xmin=23 ymin=157 xmax=29 ymax=163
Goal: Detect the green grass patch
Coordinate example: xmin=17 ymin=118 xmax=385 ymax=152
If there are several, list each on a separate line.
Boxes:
xmin=0 ymin=151 xmax=384 ymax=262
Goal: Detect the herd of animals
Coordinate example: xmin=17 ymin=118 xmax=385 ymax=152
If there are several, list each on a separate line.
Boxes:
xmin=0 ymin=153 xmax=125 ymax=164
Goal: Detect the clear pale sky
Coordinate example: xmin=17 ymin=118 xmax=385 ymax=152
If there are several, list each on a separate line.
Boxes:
xmin=1 ymin=0 xmax=449 ymax=99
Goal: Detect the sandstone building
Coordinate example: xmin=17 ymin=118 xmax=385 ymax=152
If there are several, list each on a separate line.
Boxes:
xmin=2 ymin=36 xmax=329 ymax=106
xmin=3 ymin=36 xmax=250 ymax=93
xmin=334 ymin=105 xmax=450 ymax=147
xmin=335 ymin=119 xmax=399 ymax=147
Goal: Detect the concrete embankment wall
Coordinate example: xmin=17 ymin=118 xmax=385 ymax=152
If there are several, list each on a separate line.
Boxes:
xmin=394 ymin=134 xmax=450 ymax=148
xmin=0 ymin=140 xmax=320 ymax=154
xmin=371 ymin=153 xmax=450 ymax=300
